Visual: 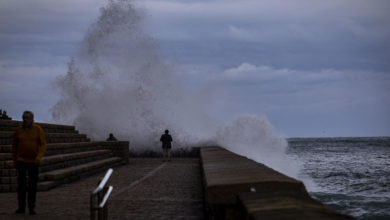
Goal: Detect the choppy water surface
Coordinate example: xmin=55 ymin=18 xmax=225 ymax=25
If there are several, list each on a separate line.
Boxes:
xmin=287 ymin=137 xmax=390 ymax=220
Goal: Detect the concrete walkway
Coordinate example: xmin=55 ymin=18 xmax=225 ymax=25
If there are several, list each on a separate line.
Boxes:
xmin=0 ymin=158 xmax=204 ymax=220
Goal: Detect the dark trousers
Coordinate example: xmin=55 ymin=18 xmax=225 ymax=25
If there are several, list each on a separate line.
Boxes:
xmin=16 ymin=161 xmax=39 ymax=211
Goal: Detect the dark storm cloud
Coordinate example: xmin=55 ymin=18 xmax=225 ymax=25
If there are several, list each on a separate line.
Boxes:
xmin=0 ymin=0 xmax=389 ymax=136
xmin=144 ymin=0 xmax=390 ymax=71
xmin=0 ymin=0 xmax=105 ymax=120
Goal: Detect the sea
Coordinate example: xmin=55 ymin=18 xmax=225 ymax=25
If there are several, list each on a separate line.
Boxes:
xmin=287 ymin=137 xmax=390 ymax=220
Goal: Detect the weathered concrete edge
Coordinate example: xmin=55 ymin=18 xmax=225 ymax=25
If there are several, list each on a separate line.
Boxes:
xmin=200 ymin=146 xmax=355 ymax=219
xmin=200 ymin=146 xmax=307 ymax=204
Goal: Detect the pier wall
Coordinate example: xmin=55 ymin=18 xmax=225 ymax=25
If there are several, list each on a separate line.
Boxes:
xmin=200 ymin=146 xmax=355 ymax=220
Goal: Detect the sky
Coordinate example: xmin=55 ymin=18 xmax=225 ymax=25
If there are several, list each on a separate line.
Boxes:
xmin=1 ymin=0 xmax=389 ymax=138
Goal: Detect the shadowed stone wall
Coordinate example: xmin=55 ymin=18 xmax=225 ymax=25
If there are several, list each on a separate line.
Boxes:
xmin=99 ymin=141 xmax=129 ymax=164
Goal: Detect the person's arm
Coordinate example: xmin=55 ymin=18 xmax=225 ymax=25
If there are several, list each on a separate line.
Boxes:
xmin=12 ymin=130 xmax=19 ymax=167
xmin=35 ymin=127 xmax=47 ymax=163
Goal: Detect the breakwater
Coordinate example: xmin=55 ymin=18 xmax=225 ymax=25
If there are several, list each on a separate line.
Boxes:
xmin=2 ymin=119 xmax=357 ymax=219
xmin=200 ymin=146 xmax=355 ymax=219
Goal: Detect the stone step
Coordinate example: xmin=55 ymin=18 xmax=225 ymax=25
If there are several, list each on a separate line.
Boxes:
xmin=37 ymin=181 xmax=58 ymax=191
xmin=0 ymin=155 xmax=120 ymax=181
xmin=0 ymin=120 xmax=77 ymax=133
xmin=0 ymin=153 xmax=11 ymax=161
xmin=0 ymin=157 xmax=123 ymax=192
xmin=0 ymin=176 xmax=17 ymax=184
xmin=0 ymin=119 xmax=129 ymax=193
xmin=41 ymin=157 xmax=122 ymax=183
xmin=0 ymin=131 xmax=89 ymax=145
xmin=0 ymin=142 xmax=105 ymax=155
xmin=0 ymin=168 xmax=17 ymax=177
xmin=0 ymin=126 xmax=79 ymax=134
xmin=39 ymin=150 xmax=114 ymax=173
xmin=0 ymin=149 xmax=112 ymax=170
xmin=0 ymin=145 xmax=9 ymax=153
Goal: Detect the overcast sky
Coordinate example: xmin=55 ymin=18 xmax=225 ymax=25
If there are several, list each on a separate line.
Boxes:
xmin=1 ymin=0 xmax=389 ymax=137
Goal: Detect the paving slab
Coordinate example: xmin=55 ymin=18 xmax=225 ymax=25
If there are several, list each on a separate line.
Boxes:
xmin=0 ymin=158 xmax=204 ymax=220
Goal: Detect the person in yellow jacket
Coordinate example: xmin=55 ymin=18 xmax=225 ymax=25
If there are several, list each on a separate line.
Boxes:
xmin=12 ymin=111 xmax=46 ymax=215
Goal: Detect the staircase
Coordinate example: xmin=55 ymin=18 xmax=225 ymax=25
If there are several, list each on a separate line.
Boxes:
xmin=0 ymin=120 xmax=129 ymax=192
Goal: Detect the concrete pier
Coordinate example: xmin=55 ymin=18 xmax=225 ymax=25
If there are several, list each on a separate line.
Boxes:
xmin=200 ymin=146 xmax=354 ymax=220
xmin=0 ymin=158 xmax=204 ymax=220
xmin=0 ymin=120 xmax=355 ymax=219
xmin=0 ymin=149 xmax=356 ymax=219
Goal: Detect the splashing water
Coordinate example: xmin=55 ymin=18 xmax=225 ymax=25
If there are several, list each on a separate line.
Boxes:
xmin=216 ymin=115 xmax=299 ymax=177
xmin=50 ymin=0 xmax=298 ymax=177
xmin=51 ymin=0 xmax=213 ymax=149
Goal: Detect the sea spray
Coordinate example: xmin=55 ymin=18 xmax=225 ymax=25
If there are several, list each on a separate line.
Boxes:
xmin=50 ymin=0 xmax=299 ymax=178
xmin=50 ymin=0 xmax=216 ymax=151
xmin=216 ymin=114 xmax=299 ymax=178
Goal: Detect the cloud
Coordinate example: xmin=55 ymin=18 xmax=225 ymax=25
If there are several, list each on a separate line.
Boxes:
xmin=223 ymin=63 xmax=286 ymax=81
xmin=228 ymin=25 xmax=255 ymax=41
xmin=1 ymin=0 xmax=389 ymax=137
xmin=140 ymin=0 xmax=390 ymax=72
xmin=174 ymin=62 xmax=390 ymax=118
xmin=0 ymin=60 xmax=65 ymax=121
xmin=142 ymin=0 xmax=390 ymax=40
xmin=0 ymin=0 xmax=106 ymax=45
xmin=220 ymin=63 xmax=342 ymax=85
xmin=197 ymin=62 xmax=389 ymax=137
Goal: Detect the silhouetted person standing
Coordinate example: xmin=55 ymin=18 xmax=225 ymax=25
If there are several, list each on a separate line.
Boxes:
xmin=12 ymin=111 xmax=46 ymax=215
xmin=160 ymin=129 xmax=173 ymax=161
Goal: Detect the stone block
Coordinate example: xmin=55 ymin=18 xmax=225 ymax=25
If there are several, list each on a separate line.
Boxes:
xmin=239 ymin=192 xmax=355 ymax=220
xmin=200 ymin=147 xmax=355 ymax=220
xmin=201 ymin=147 xmax=308 ymax=205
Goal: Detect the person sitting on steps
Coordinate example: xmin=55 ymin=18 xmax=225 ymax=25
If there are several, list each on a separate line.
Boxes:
xmin=0 ymin=109 xmax=12 ymax=120
xmin=106 ymin=133 xmax=117 ymax=141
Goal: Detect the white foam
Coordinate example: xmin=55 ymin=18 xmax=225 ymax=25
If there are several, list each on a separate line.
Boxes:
xmin=50 ymin=0 xmax=299 ymax=177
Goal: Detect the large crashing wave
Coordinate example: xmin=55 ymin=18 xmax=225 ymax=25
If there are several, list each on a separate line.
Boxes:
xmin=51 ymin=0 xmax=212 ymax=148
xmin=51 ymin=0 xmax=297 ymax=177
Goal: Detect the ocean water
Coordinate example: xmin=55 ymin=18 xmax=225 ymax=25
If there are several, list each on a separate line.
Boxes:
xmin=287 ymin=137 xmax=390 ymax=220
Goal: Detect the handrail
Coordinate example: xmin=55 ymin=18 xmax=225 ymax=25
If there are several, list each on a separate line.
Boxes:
xmin=90 ymin=168 xmax=114 ymax=220
xmin=93 ymin=168 xmax=113 ymax=194
xmin=99 ymin=186 xmax=113 ymax=208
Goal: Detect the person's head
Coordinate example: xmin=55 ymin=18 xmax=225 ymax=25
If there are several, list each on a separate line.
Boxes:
xmin=109 ymin=133 xmax=114 ymax=137
xmin=165 ymin=129 xmax=169 ymax=134
xmin=22 ymin=111 xmax=34 ymax=128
